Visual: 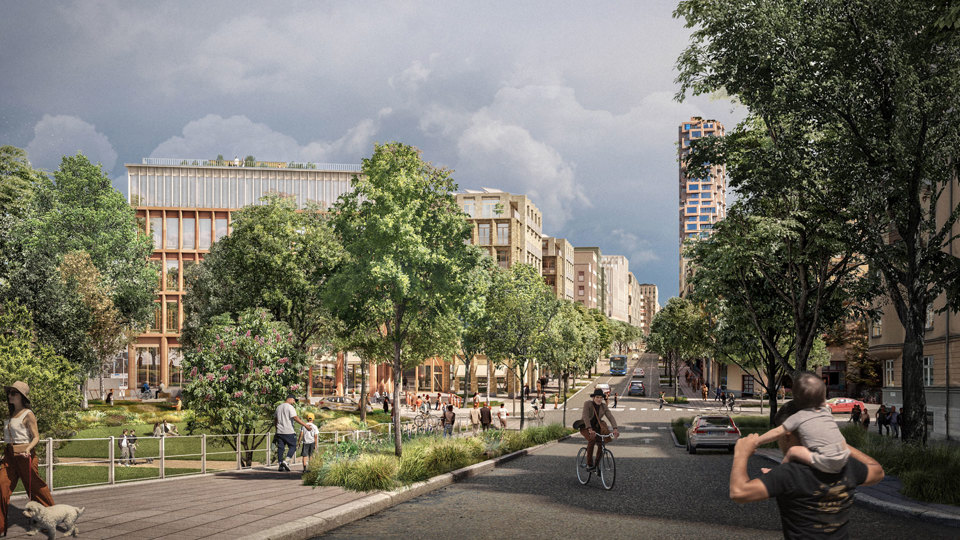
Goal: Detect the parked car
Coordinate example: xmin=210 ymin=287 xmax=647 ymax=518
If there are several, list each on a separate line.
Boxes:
xmin=826 ymin=397 xmax=866 ymax=414
xmin=627 ymin=381 xmax=646 ymax=397
xmin=636 ymin=368 xmax=645 ymax=377
xmin=596 ymin=383 xmax=610 ymax=396
xmin=686 ymin=415 xmax=741 ymax=454
xmin=318 ymin=396 xmax=374 ymax=413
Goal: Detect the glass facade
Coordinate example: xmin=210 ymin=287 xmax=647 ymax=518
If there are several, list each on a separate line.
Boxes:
xmin=166 ymin=217 xmax=179 ymax=249
xmin=215 ymin=218 xmax=228 ymax=241
xmin=199 ymin=217 xmax=212 ymax=249
xmin=150 ymin=217 xmax=162 ymax=249
xmin=182 ymin=217 xmax=195 ymax=249
xmin=165 ymin=300 xmax=178 ymax=333
xmin=136 ymin=347 xmax=161 ymax=387
xmin=168 ymin=347 xmax=182 ymax=386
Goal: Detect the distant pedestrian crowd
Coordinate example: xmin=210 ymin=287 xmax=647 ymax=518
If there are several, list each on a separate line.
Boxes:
xmin=849 ymin=403 xmax=900 ymax=438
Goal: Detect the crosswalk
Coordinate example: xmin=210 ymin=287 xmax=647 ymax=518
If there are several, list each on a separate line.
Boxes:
xmin=570 ymin=407 xmax=686 ymax=412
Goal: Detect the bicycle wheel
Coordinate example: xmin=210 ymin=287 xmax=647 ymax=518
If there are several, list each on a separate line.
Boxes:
xmin=599 ymin=448 xmax=616 ymax=490
xmin=413 ymin=414 xmax=425 ymax=428
xmin=576 ymin=447 xmax=592 ymax=485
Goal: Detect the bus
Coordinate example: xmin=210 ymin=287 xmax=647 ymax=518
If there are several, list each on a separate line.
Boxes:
xmin=609 ymin=355 xmax=627 ymax=376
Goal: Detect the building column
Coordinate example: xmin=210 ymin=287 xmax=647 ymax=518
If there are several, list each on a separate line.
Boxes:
xmin=335 ymin=351 xmax=345 ymax=396
xmin=160 ymin=337 xmax=168 ymax=389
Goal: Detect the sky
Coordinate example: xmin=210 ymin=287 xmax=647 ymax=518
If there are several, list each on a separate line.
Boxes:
xmin=0 ymin=1 xmax=744 ymax=300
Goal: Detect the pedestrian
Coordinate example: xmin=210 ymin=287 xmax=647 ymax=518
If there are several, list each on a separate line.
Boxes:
xmin=274 ymin=393 xmax=311 ymax=472
xmin=373 ymin=390 xmax=381 ymax=404
xmin=729 ymin=400 xmax=884 ymax=539
xmin=442 ymin=405 xmax=456 ymax=438
xmin=554 ymin=394 xmax=559 ymax=409
xmin=472 ymin=392 xmax=480 ymax=407
xmin=658 ymin=391 xmax=666 ymax=410
xmin=383 ymin=394 xmax=390 ymax=415
xmin=888 ymin=407 xmax=900 ymax=439
xmin=701 ymin=384 xmax=708 ymax=401
xmin=1 ymin=381 xmax=56 ymax=535
xmin=480 ymin=402 xmax=492 ymax=431
xmin=613 ymin=392 xmax=618 ymax=408
xmin=435 ymin=392 xmax=441 ymax=411
xmin=497 ymin=403 xmax=507 ymax=428
xmin=849 ymin=404 xmax=861 ymax=423
xmin=877 ymin=405 xmax=887 ymax=435
xmin=118 ymin=429 xmax=130 ymax=466
xmin=105 ymin=389 xmax=114 ymax=406
xmin=128 ymin=429 xmax=138 ymax=465
xmin=469 ymin=402 xmax=482 ymax=435
xmin=715 ymin=387 xmax=722 ymax=402
xmin=155 ymin=382 xmax=164 ymax=399
xmin=296 ymin=412 xmax=319 ymax=471
xmin=862 ymin=410 xmax=871 ymax=430
xmin=415 ymin=395 xmax=423 ymax=412
xmin=523 ymin=384 xmax=530 ymax=400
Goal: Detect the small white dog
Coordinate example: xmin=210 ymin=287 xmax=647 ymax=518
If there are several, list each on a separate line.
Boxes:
xmin=23 ymin=501 xmax=84 ymax=539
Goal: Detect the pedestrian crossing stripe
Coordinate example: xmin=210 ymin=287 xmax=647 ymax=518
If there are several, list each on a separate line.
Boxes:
xmin=641 ymin=408 xmax=648 ymax=410
xmin=629 ymin=408 xmax=636 ymax=411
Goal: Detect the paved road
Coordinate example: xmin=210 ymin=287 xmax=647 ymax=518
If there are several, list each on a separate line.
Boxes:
xmin=321 ymin=353 xmax=959 ymax=539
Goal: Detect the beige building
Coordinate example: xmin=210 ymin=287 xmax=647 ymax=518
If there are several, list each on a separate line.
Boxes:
xmin=542 ymin=236 xmax=575 ymax=301
xmin=636 ymin=283 xmax=659 ymax=335
xmin=868 ymin=177 xmax=960 ymax=440
xmin=574 ymin=247 xmax=602 ymax=309
xmin=679 ymin=116 xmax=727 ymax=297
xmin=457 ymin=189 xmax=542 ymax=271
xmin=627 ymin=272 xmax=643 ymax=328
xmin=601 ymin=255 xmax=630 ymax=323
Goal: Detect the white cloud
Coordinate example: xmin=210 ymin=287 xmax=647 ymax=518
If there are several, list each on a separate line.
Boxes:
xmin=610 ymin=228 xmax=660 ymax=266
xmin=25 ymin=114 xmax=118 ymax=173
xmin=150 ymin=112 xmax=390 ymax=163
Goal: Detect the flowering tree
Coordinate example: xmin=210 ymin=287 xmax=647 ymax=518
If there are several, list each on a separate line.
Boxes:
xmin=181 ymin=308 xmax=307 ymax=466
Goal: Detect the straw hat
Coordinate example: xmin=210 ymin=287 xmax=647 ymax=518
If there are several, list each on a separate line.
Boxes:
xmin=5 ymin=381 xmax=31 ymax=406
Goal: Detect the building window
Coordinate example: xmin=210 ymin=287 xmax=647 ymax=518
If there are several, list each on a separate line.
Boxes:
xmin=463 ymin=203 xmax=474 ymax=217
xmin=481 ymin=199 xmax=498 ymax=217
xmin=683 ymin=123 xmax=691 ymax=130
xmin=215 ymin=218 xmax=228 ymax=241
xmin=885 ymin=359 xmax=895 ymax=386
xmin=165 ymin=259 xmax=179 ymax=291
xmin=497 ymin=223 xmax=509 ymax=245
xmin=166 ymin=300 xmax=178 ymax=333
xmin=182 ymin=217 xmax=195 ymax=249
xmin=871 ymin=319 xmax=882 ymax=338
xmin=168 ymin=347 xmax=182 ymax=386
xmin=687 ymin=183 xmax=698 ymax=191
xmin=199 ymin=217 xmax=212 ymax=249
xmin=686 ymin=216 xmax=697 ymax=222
xmin=166 ymin=217 xmax=179 ymax=249
xmin=688 ymin=193 xmax=699 ymax=199
xmin=742 ymin=376 xmax=755 ymax=396
xmin=578 ymin=286 xmax=585 ymax=296
xmin=699 ymin=215 xmax=710 ymax=221
xmin=686 ymin=223 xmax=697 ymax=231
xmin=578 ymin=272 xmax=584 ymax=281
xmin=496 ymin=249 xmax=509 ymax=268
xmin=686 ymin=206 xmax=697 ymax=213
xmin=150 ymin=216 xmax=162 ymax=250
xmin=478 ymin=224 xmax=491 ymax=245
xmin=923 ymin=356 xmax=934 ymax=386
xmin=136 ymin=347 xmax=160 ymax=387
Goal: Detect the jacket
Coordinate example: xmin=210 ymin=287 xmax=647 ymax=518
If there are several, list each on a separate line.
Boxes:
xmin=582 ymin=400 xmax=618 ymax=431
xmin=479 ymin=407 xmax=492 ymax=424
xmin=469 ymin=408 xmax=482 ymax=424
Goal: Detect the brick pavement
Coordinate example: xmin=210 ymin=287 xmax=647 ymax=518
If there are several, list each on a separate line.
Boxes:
xmin=4 ymin=468 xmax=366 ymax=539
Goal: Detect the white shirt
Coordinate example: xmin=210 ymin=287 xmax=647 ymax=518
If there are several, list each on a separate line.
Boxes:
xmin=120 ymin=435 xmax=128 ymax=448
xmin=497 ymin=407 xmax=506 ymax=419
xmin=3 ymin=410 xmax=30 ymax=444
xmin=301 ymin=423 xmax=319 ymax=444
xmin=275 ymin=402 xmax=298 ymax=435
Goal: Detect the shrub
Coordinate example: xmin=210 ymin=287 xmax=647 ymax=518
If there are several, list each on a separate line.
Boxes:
xmin=345 ymin=455 xmax=398 ymax=492
xmin=423 ymin=439 xmax=473 ymax=476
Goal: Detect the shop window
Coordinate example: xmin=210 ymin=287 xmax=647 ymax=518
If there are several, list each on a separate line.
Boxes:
xmin=168 ymin=347 xmax=182 ymax=386
xmin=136 ymin=347 xmax=160 ymax=387
xmin=311 ymin=363 xmax=337 ymax=397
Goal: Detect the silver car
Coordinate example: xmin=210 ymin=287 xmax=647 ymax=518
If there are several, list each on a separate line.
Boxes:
xmin=686 ymin=414 xmax=741 ymax=454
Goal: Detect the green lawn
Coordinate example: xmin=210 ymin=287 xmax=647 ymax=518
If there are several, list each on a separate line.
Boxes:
xmin=12 ymin=465 xmax=201 ymax=492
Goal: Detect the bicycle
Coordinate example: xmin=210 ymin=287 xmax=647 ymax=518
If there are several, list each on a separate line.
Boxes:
xmin=576 ymin=432 xmax=616 ymax=490
xmin=527 ymin=404 xmax=544 ymax=422
xmin=719 ymin=399 xmax=741 ymax=414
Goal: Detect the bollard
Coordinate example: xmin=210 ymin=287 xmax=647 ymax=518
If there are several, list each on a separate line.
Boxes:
xmin=108 ymin=436 xmax=115 ymax=484
xmin=201 ymin=434 xmax=207 ymax=474
xmin=266 ymin=432 xmax=271 ymax=466
xmin=236 ymin=433 xmax=242 ymax=470
xmin=159 ymin=436 xmax=166 ymax=479
xmin=46 ymin=438 xmax=53 ymax=491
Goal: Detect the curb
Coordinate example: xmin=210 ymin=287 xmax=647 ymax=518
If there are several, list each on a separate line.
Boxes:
xmin=754 ymin=451 xmax=960 ymax=528
xmin=669 ymin=426 xmax=684 ymax=448
xmin=245 ymin=435 xmax=572 ymax=540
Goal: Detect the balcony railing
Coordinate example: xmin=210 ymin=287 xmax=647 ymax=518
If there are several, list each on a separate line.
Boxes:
xmin=140 ymin=158 xmax=361 ymax=172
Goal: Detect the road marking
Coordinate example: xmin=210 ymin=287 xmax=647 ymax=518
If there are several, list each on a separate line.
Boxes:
xmin=629 ymin=408 xmax=636 ymax=411
xmin=572 ymin=408 xmax=580 ymax=411
xmin=658 ymin=427 xmax=669 ymax=430
xmin=640 ymin=408 xmax=648 ymax=411
xmin=641 ymin=426 xmax=651 ymax=430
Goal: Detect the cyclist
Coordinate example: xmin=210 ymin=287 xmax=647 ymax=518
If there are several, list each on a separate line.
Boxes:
xmin=579 ymin=389 xmax=619 ymax=471
xmin=727 ymin=392 xmax=737 ymax=412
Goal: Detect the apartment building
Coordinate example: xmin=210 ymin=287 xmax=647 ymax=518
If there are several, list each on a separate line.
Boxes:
xmin=574 ymin=247 xmax=602 ymax=309
xmin=627 ymin=272 xmax=643 ymax=328
xmin=601 ymin=255 xmax=630 ymax=323
xmin=678 ymin=116 xmax=727 ymax=297
xmin=118 ymin=158 xmax=398 ymax=402
xmin=637 ymin=283 xmax=659 ymax=335
xmin=542 ymin=236 xmax=575 ymax=301
xmin=456 ymin=189 xmax=543 ymax=271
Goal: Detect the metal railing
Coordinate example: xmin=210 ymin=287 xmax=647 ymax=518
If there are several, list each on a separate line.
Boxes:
xmin=140 ymin=158 xmax=361 ymax=172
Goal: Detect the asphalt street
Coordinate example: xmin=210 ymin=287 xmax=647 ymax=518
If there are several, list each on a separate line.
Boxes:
xmin=321 ymin=354 xmax=959 ymax=539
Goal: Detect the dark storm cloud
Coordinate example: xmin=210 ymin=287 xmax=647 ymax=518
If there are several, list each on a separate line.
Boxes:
xmin=0 ymin=0 xmax=744 ymax=300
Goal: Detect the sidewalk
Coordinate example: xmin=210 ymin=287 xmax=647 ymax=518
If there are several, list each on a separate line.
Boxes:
xmin=755 ymin=448 xmax=960 ymax=527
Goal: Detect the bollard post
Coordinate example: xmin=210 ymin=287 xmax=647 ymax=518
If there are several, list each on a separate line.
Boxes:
xmin=201 ymin=434 xmax=207 ymax=474
xmin=46 ymin=438 xmax=53 ymax=491
xmin=236 ymin=433 xmax=242 ymax=470
xmin=159 ymin=436 xmax=165 ymax=479
xmin=266 ymin=431 xmax=271 ymax=466
xmin=108 ymin=436 xmax=115 ymax=484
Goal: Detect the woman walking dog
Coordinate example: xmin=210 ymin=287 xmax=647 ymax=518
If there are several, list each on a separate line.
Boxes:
xmin=0 ymin=381 xmax=55 ymax=535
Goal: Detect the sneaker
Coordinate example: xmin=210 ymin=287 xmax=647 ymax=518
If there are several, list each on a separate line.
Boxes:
xmin=279 ymin=462 xmax=290 ymax=472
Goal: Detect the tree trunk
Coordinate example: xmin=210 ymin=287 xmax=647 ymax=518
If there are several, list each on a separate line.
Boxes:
xmin=98 ymin=369 xmax=105 ymax=401
xmin=81 ymin=379 xmax=89 ymax=410
xmin=517 ymin=365 xmax=525 ymax=430
xmin=766 ymin=360 xmax=780 ymax=425
xmin=393 ymin=342 xmax=403 ymax=457
xmin=462 ymin=355 xmax=472 ymax=406
xmin=562 ymin=373 xmax=569 ymax=426
xmin=359 ymin=358 xmax=367 ymax=422
xmin=900 ymin=308 xmax=928 ymax=443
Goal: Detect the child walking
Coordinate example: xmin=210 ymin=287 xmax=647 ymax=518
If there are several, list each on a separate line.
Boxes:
xmin=755 ymin=372 xmax=849 ymax=473
xmin=297 ymin=412 xmax=320 ymax=471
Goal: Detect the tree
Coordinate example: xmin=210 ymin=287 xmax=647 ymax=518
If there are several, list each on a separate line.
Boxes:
xmin=327 ymin=142 xmax=481 ymax=457
xmin=610 ymin=320 xmax=643 ymax=356
xmin=484 ymin=263 xmax=558 ymax=428
xmin=676 ymin=0 xmax=960 ymax=443
xmin=646 ymin=297 xmax=710 ymax=400
xmin=0 ymin=146 xmax=42 ymax=275
xmin=244 ymin=155 xmax=256 ymax=167
xmin=535 ymin=299 xmax=587 ymax=426
xmin=58 ymin=251 xmax=135 ymax=404
xmin=452 ymin=258 xmax=495 ymax=404
xmin=182 ymin=193 xmax=343 ymax=355
xmin=587 ymin=308 xmax=614 ymax=375
xmin=0 ymin=302 xmax=81 ymax=436
xmin=180 ymin=308 xmax=307 ymax=466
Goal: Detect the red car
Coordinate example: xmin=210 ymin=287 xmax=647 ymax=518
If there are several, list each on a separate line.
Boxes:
xmin=825 ymin=397 xmax=866 ymax=414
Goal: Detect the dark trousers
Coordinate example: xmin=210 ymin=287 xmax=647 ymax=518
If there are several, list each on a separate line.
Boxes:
xmin=275 ymin=433 xmax=297 ymax=463
xmin=481 ymin=422 xmax=491 ymax=431
xmin=579 ymin=428 xmax=605 ymax=466
xmin=0 ymin=447 xmax=55 ymax=534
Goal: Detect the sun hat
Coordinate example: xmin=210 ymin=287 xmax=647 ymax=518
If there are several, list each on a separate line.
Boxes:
xmin=590 ymin=388 xmax=605 ymax=398
xmin=305 ymin=412 xmax=315 ymax=421
xmin=5 ymin=381 xmax=30 ymax=406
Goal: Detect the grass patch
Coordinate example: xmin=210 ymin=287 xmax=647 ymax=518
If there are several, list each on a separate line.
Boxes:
xmin=839 ymin=424 xmax=960 ymax=506
xmin=665 ymin=396 xmax=688 ymax=404
xmin=12 ymin=465 xmax=201 ymax=492
xmin=306 ymin=424 xmax=573 ymax=491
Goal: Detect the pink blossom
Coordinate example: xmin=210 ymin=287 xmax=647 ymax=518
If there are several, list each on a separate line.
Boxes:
xmin=206 ymin=373 xmax=215 ymax=381
xmin=276 ymin=368 xmax=285 ymax=375
xmin=233 ymin=391 xmax=244 ymax=398
xmin=231 ymin=340 xmax=237 ymax=346
xmin=219 ymin=375 xmax=228 ymax=382
xmin=263 ymin=366 xmax=272 ymax=375
xmin=245 ymin=329 xmax=251 ymax=337
xmin=221 ymin=364 xmax=233 ymax=371
xmin=290 ymin=384 xmax=301 ymax=391
xmin=190 ymin=367 xmax=198 ymax=377
xmin=278 ymin=357 xmax=289 ymax=364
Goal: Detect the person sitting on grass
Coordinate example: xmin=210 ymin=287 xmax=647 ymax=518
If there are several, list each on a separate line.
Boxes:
xmin=754 ymin=372 xmax=849 ymax=474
